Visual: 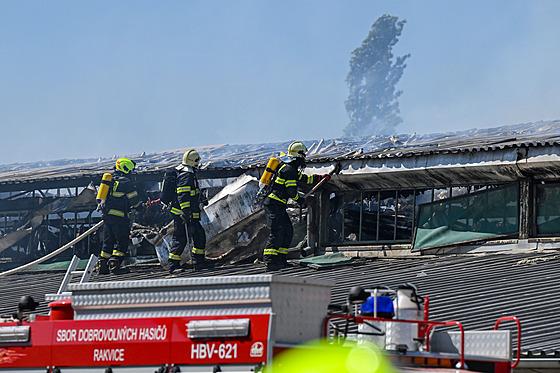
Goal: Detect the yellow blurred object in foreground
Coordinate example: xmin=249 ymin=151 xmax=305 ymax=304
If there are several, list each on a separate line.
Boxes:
xmin=271 ymin=340 xmax=398 ymax=373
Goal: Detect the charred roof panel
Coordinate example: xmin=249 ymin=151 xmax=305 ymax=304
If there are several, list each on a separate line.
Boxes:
xmin=1 ymin=121 xmax=560 ymax=193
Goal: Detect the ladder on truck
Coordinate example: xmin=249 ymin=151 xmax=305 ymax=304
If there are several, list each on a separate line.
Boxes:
xmin=44 ymin=254 xmax=99 ymax=302
xmin=56 ymin=254 xmax=98 ymax=296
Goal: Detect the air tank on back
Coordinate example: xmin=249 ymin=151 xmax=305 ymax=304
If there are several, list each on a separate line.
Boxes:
xmin=96 ymin=173 xmax=113 ymax=205
xmin=259 ymin=157 xmax=280 ymax=189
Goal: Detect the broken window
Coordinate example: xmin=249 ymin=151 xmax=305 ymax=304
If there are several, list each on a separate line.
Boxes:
xmin=361 ymin=191 xmax=380 ymax=241
xmin=343 ymin=192 xmax=361 ymax=242
xmin=413 ymin=183 xmax=518 ymax=250
xmin=330 ymin=189 xmax=417 ymax=245
xmin=396 ymin=190 xmax=416 ymax=240
xmin=327 ymin=193 xmax=344 ymax=244
xmin=378 ymin=191 xmax=396 ymax=241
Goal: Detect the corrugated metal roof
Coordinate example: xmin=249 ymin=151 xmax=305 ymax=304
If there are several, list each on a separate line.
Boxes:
xmin=1 ymin=250 xmax=559 ymax=357
xmin=1 ymin=121 xmax=560 ymax=187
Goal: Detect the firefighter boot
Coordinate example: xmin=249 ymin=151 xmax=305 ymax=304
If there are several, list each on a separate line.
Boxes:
xmin=97 ymin=258 xmax=110 ymax=275
xmin=108 ymin=256 xmax=130 ymax=275
xmin=192 ymin=254 xmax=214 ymax=271
xmin=265 ymin=261 xmax=284 ymax=272
xmin=277 ymin=254 xmax=288 ymax=269
xmin=264 ymin=251 xmax=283 ymax=272
xmin=168 ymin=259 xmax=184 ymax=275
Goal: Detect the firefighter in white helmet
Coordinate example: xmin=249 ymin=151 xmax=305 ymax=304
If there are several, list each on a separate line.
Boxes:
xmin=160 ymin=149 xmax=212 ymax=273
xmin=263 ymin=141 xmax=330 ymax=271
xmin=98 ymin=158 xmax=143 ymax=275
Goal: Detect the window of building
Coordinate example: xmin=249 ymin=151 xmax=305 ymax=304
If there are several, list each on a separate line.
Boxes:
xmin=327 ymin=189 xmax=420 ymax=245
xmin=326 ymin=183 xmax=518 ymax=248
xmin=535 ymin=183 xmax=560 ymax=236
xmin=413 ymin=183 xmax=518 ymax=250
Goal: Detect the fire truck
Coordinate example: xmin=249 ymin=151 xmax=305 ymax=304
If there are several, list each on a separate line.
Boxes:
xmin=0 ymin=274 xmax=521 ymax=372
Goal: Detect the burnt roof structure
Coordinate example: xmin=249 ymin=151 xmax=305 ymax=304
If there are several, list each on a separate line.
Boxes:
xmin=1 ymin=120 xmax=560 ymax=193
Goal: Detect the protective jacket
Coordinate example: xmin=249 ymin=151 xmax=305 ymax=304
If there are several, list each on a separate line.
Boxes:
xmin=104 ymin=172 xmax=141 ymax=221
xmin=266 ymin=162 xmax=315 ymax=205
xmin=176 ymin=166 xmax=202 ymax=220
xmin=160 ymin=169 xmax=182 ymax=216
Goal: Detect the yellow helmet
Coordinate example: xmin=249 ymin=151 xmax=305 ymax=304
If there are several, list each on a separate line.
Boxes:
xmin=182 ymin=149 xmax=201 ymax=168
xmin=115 ymin=158 xmax=136 ymax=174
xmin=287 ymin=141 xmax=307 ymax=158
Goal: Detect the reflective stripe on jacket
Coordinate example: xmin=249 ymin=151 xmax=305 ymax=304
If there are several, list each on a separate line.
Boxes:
xmin=176 ymin=169 xmax=201 ymax=219
xmin=104 ymin=172 xmax=141 ymax=220
xmin=267 ymin=163 xmax=314 ymax=204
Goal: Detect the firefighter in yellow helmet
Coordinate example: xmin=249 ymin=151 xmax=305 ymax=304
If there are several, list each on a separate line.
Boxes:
xmin=98 ymin=158 xmax=143 ymax=275
xmin=263 ymin=141 xmax=330 ymax=271
xmin=160 ymin=149 xmax=212 ymax=273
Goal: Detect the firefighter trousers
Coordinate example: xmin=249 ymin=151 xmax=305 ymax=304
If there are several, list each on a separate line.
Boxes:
xmin=187 ymin=218 xmax=207 ymax=265
xmin=101 ymin=219 xmax=130 ymax=259
xmin=168 ymin=215 xmax=187 ymax=271
xmin=263 ymin=201 xmax=293 ymax=265
xmin=168 ymin=215 xmax=207 ymax=269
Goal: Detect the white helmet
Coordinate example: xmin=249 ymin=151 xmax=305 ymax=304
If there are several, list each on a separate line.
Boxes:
xmin=287 ymin=141 xmax=307 ymax=158
xmin=182 ymin=149 xmax=201 ymax=168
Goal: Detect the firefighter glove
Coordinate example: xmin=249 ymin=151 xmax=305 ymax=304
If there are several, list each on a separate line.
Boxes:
xmin=182 ymin=212 xmax=196 ymax=225
xmin=96 ymin=202 xmax=108 ymax=215
xmin=297 ymin=198 xmax=308 ymax=209
xmin=200 ymin=189 xmax=209 ymax=206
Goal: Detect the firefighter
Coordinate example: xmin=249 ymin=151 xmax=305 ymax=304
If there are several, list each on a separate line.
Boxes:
xmin=263 ymin=141 xmax=330 ymax=271
xmin=98 ymin=158 xmax=143 ymax=275
xmin=160 ymin=149 xmax=211 ymax=273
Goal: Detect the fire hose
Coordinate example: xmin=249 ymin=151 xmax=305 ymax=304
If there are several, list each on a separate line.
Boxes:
xmin=0 ymin=220 xmax=104 ymax=277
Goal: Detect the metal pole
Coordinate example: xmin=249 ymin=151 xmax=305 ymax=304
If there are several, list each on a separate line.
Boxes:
xmin=358 ymin=192 xmax=363 ymax=242
xmin=376 ymin=191 xmax=380 ymax=241
xmin=394 ymin=190 xmax=398 ymax=241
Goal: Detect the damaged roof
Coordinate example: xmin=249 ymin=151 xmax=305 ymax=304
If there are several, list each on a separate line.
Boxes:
xmin=1 ymin=250 xmax=559 ymax=358
xmin=1 ymin=120 xmax=560 ymax=192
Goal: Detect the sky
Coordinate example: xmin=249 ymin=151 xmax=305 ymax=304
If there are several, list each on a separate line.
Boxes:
xmin=2 ymin=0 xmax=560 ymax=165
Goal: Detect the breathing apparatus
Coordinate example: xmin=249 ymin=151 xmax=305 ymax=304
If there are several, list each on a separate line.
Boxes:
xmin=96 ymin=173 xmax=113 ymax=206
xmin=254 ymin=141 xmax=308 ymax=205
xmin=259 ymin=157 xmax=280 ymax=189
